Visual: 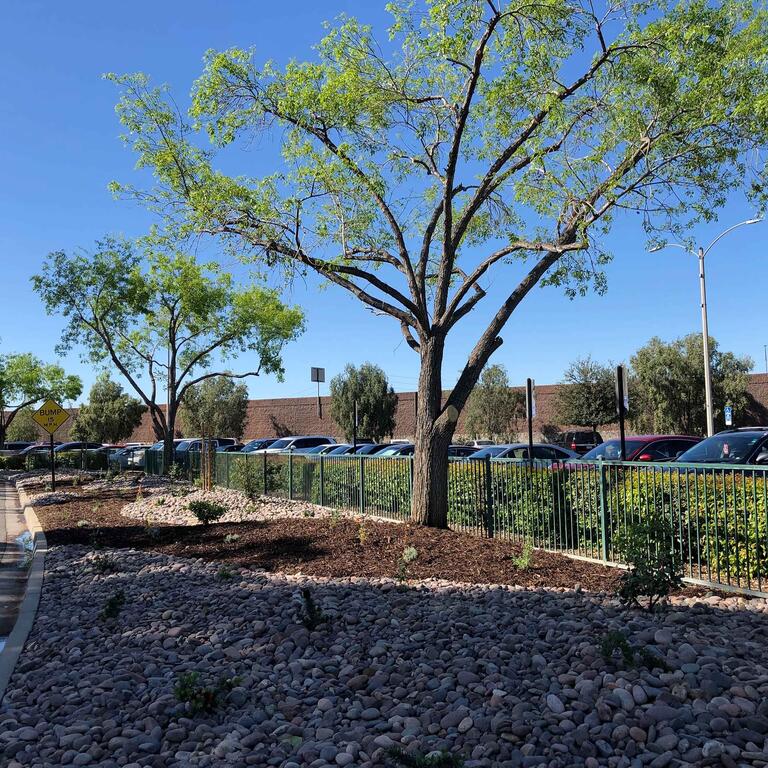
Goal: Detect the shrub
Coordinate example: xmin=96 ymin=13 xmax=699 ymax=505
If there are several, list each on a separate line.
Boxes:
xmin=173 ymin=671 xmax=238 ymax=715
xmin=511 ymin=539 xmax=534 ymax=570
xmin=615 ymin=515 xmax=683 ymax=611
xmin=100 ymin=589 xmax=126 ymax=620
xmin=217 ymin=565 xmax=235 ymax=581
xmin=386 ymin=748 xmax=465 ymax=767
xmin=231 ymin=458 xmax=262 ymax=500
xmin=188 ymin=500 xmax=226 ymax=525
xmin=91 ymin=554 xmax=118 ymax=574
xmin=600 ymin=630 xmax=634 ymax=665
xmin=299 ymin=587 xmax=326 ymax=630
xmin=396 ymin=545 xmax=418 ymax=582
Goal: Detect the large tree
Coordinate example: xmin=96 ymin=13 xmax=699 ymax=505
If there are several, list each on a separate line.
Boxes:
xmin=0 ymin=353 xmax=82 ymax=448
xmin=33 ymin=240 xmax=303 ymax=467
xmin=180 ymin=376 xmax=249 ymax=439
xmin=108 ymin=0 xmax=768 ymax=525
xmin=71 ymin=373 xmax=147 ymax=444
xmin=464 ymin=364 xmax=524 ymax=442
xmin=631 ymin=334 xmax=752 ymax=435
xmin=330 ymin=363 xmax=397 ymax=442
xmin=556 ymin=357 xmax=617 ymax=438
xmin=6 ymin=408 xmax=41 ymax=443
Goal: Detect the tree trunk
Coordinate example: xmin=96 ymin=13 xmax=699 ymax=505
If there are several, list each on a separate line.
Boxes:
xmin=163 ymin=404 xmax=177 ymax=474
xmin=410 ymin=337 xmax=455 ymax=528
xmin=0 ymin=422 xmax=6 ymax=451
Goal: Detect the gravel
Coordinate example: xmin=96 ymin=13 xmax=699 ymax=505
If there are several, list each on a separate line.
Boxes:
xmin=2 ymin=546 xmax=768 ymax=767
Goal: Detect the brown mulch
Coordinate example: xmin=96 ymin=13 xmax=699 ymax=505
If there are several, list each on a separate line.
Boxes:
xmin=29 ymin=484 xmax=623 ymax=592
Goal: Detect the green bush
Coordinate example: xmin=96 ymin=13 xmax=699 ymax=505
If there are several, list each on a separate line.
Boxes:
xmin=188 ymin=500 xmax=226 ymax=525
xmin=615 ymin=514 xmax=683 ymax=611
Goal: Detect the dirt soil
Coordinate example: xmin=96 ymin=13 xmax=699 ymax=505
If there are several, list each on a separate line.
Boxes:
xmin=26 ymin=481 xmax=625 ymax=592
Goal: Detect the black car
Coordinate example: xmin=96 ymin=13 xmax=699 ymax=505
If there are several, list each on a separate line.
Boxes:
xmin=676 ymin=428 xmax=768 ymax=465
xmin=448 ymin=445 xmax=478 ymax=457
xmin=556 ymin=430 xmax=603 ymax=455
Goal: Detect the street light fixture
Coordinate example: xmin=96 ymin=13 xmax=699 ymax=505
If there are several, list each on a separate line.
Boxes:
xmin=649 ymin=217 xmax=763 ymax=437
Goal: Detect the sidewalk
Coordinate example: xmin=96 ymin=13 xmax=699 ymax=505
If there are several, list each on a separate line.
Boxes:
xmin=0 ymin=483 xmax=29 ymax=641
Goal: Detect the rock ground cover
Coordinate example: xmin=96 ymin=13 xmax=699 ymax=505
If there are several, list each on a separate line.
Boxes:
xmin=1 ymin=547 xmax=767 ymax=768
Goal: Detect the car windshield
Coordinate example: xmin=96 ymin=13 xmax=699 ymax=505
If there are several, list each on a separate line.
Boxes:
xmin=677 ymin=432 xmax=764 ymax=464
xmin=327 ymin=445 xmax=351 ymax=454
xmin=269 ymin=438 xmax=293 ymax=450
xmin=580 ymin=439 xmax=647 ymax=461
xmin=471 ymin=446 xmax=509 ymax=458
xmin=175 ymin=440 xmax=193 ymax=452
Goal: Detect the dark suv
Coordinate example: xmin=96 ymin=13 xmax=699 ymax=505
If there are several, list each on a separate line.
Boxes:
xmin=557 ymin=431 xmax=603 ymax=455
xmin=676 ymin=428 xmax=768 ymax=465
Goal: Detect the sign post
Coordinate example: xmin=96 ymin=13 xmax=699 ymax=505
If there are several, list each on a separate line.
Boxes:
xmin=31 ymin=399 xmax=70 ymax=491
xmin=724 ymin=405 xmax=733 ymax=427
xmin=352 ymin=399 xmax=358 ymax=452
xmin=525 ymin=378 xmax=536 ymax=461
xmin=310 ymin=367 xmax=325 ymax=419
xmin=615 ymin=365 xmax=628 ymax=460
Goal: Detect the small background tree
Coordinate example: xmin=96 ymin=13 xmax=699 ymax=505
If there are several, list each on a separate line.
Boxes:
xmin=0 ymin=353 xmax=82 ymax=448
xmin=464 ymin=364 xmax=524 ymax=442
xmin=329 ymin=363 xmax=397 ymax=442
xmin=556 ymin=357 xmax=617 ymax=440
xmin=6 ymin=407 xmax=40 ymax=443
xmin=71 ymin=373 xmax=147 ymax=444
xmin=180 ymin=376 xmax=249 ymax=439
xmin=630 ymin=334 xmax=751 ymax=434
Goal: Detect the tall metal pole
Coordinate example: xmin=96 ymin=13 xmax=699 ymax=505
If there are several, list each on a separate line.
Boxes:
xmin=764 ymin=344 xmax=767 ymax=375
xmin=698 ymin=247 xmax=715 ymax=437
xmin=615 ymin=365 xmax=627 ymax=460
xmin=525 ymin=378 xmax=534 ymax=460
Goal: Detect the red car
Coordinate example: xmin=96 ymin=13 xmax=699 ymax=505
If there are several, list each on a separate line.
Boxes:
xmin=578 ymin=435 xmax=702 ymax=462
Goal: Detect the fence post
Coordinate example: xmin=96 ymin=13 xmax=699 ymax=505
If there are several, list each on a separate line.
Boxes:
xmin=408 ymin=456 xmax=414 ymax=516
xmin=359 ymin=455 xmax=365 ymax=516
xmin=263 ymin=452 xmax=268 ymax=496
xmin=484 ymin=455 xmax=494 ymax=538
xmin=288 ymin=451 xmax=294 ymax=500
xmin=599 ymin=459 xmax=609 ymax=561
xmin=319 ymin=455 xmax=325 ymax=507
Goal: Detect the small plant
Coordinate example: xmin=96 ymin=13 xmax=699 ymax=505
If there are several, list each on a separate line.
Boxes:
xmin=92 ymin=502 xmax=102 ymax=515
xmin=135 ymin=485 xmax=144 ymax=501
xmin=44 ymin=482 xmax=52 ymax=492
xmin=302 ymin=509 xmax=315 ymax=518
xmin=156 ymin=497 xmax=166 ymax=506
xmin=511 ymin=538 xmax=534 ymax=570
xmin=386 ymin=747 xmax=465 ymax=767
xmin=396 ymin=545 xmax=419 ymax=583
xmin=223 ymin=533 xmax=240 ymax=545
xmin=615 ymin=516 xmax=683 ymax=611
xmin=357 ymin=520 xmax=368 ymax=545
xmin=76 ymin=519 xmax=90 ymax=528
xmin=232 ymin=462 xmax=260 ymax=501
xmin=100 ymin=589 xmax=126 ymax=620
xmin=600 ymin=630 xmax=634 ymax=666
xmin=329 ymin=508 xmax=341 ymax=526
xmin=91 ymin=554 xmax=118 ymax=574
xmin=217 ymin=565 xmax=235 ymax=581
xmin=71 ymin=475 xmax=80 ymax=487
xmin=299 ymin=587 xmax=326 ymax=630
xmin=173 ymin=671 xmax=239 ymax=715
xmin=188 ymin=500 xmax=226 ymax=525
xmin=637 ymin=646 xmax=671 ymax=672
xmin=104 ymin=468 xmax=114 ymax=482
xmin=168 ymin=462 xmax=184 ymax=482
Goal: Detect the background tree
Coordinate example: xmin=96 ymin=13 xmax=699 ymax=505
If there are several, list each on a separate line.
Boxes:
xmin=464 ymin=364 xmax=524 ymax=442
xmin=33 ymin=239 xmax=304 ymax=468
xmin=180 ymin=376 xmax=249 ymax=439
xmin=330 ymin=363 xmax=397 ymax=442
xmin=0 ymin=353 xmax=82 ymax=448
xmin=109 ymin=0 xmax=768 ymax=525
xmin=556 ymin=357 xmax=617 ymax=440
xmin=6 ymin=408 xmax=41 ymax=443
xmin=630 ymin=334 xmax=752 ymax=435
xmin=70 ymin=373 xmax=147 ymax=443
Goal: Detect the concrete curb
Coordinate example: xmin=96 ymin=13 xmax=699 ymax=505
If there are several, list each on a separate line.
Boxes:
xmin=0 ymin=496 xmax=47 ymax=704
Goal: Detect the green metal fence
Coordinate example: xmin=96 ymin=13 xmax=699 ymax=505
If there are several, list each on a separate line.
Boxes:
xmin=143 ymin=450 xmax=768 ymax=595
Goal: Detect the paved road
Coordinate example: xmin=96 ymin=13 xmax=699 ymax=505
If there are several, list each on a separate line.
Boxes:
xmin=0 ymin=484 xmax=29 ymax=640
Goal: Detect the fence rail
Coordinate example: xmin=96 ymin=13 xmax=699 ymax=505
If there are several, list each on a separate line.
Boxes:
xmin=143 ymin=450 xmax=768 ymax=595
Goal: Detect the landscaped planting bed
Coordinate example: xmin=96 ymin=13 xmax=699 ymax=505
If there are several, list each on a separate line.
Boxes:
xmin=1 ymin=475 xmax=767 ymax=767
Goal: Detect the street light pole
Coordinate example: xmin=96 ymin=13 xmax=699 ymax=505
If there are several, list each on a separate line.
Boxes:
xmin=697 ymin=246 xmax=715 ymax=437
xmin=650 ymin=216 xmax=762 ymax=437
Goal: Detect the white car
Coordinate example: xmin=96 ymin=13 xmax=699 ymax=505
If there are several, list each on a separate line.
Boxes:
xmin=259 ymin=436 xmax=337 ymax=453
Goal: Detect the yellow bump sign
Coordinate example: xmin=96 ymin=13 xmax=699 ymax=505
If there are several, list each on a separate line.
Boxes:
xmin=32 ymin=399 xmax=70 ymax=435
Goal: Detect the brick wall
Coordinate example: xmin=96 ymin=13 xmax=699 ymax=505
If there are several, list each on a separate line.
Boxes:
xmin=13 ymin=373 xmax=768 ymax=444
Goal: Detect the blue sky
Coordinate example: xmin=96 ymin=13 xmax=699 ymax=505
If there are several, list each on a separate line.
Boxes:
xmin=2 ymin=1 xmax=766 ymax=406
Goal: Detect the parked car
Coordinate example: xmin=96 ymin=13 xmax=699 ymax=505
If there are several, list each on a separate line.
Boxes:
xmin=555 ymin=430 xmax=604 ymax=455
xmin=325 ymin=444 xmax=376 ymax=455
xmin=111 ymin=444 xmax=152 ymax=470
xmin=175 ymin=438 xmax=236 ymax=454
xmin=470 ymin=443 xmax=579 ymax=461
xmin=675 ymin=428 xmax=768 ymax=465
xmin=469 ymin=439 xmax=495 ymax=448
xmin=579 ymin=435 xmax=701 ymax=462
xmin=1 ymin=441 xmax=34 ymax=453
xmin=149 ymin=439 xmax=187 ymax=452
xmin=219 ymin=444 xmax=245 ymax=452
xmin=377 ymin=443 xmax=415 ymax=456
xmin=18 ymin=442 xmax=58 ymax=457
xmin=53 ymin=441 xmax=104 ymax=453
xmin=291 ymin=443 xmax=337 ymax=454
xmin=448 ymin=445 xmax=478 ymax=457
xmin=241 ymin=438 xmax=278 ymax=453
xmin=354 ymin=443 xmax=383 ymax=455
xmin=260 ymin=436 xmax=337 ymax=453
